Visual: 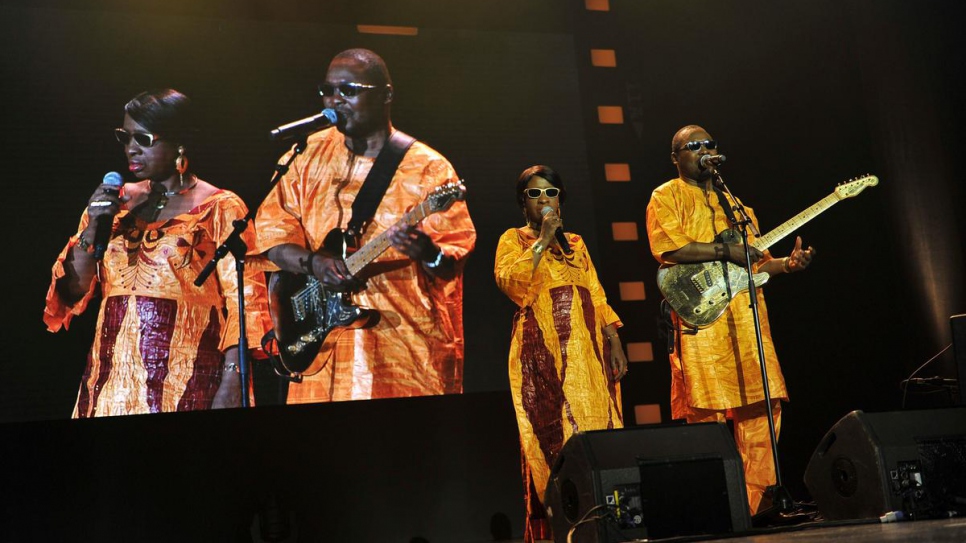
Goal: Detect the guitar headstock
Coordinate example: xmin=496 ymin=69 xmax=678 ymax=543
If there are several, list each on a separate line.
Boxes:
xmin=834 ymin=174 xmax=879 ymax=199
xmin=427 ymin=180 xmax=467 ymax=213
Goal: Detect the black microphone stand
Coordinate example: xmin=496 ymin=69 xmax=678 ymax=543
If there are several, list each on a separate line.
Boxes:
xmin=194 ymin=136 xmax=310 ymax=408
xmin=708 ymin=165 xmax=794 ymax=522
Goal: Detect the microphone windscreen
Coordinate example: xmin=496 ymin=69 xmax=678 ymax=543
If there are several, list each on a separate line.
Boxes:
xmin=321 ymin=108 xmax=340 ymax=124
xmin=541 ymin=206 xmax=554 ymax=217
xmin=103 ymin=171 xmax=124 ymax=186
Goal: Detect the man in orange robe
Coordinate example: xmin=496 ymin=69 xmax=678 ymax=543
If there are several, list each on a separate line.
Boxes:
xmin=253 ymin=49 xmax=475 ymax=402
xmin=645 ymin=125 xmax=815 ymax=514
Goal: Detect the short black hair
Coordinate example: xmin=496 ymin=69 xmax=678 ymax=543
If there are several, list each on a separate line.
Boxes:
xmin=515 ymin=164 xmax=567 ymax=209
xmin=124 ymin=89 xmax=195 ymax=145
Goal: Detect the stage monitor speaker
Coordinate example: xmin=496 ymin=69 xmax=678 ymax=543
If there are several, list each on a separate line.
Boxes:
xmin=543 ymin=423 xmax=751 ymax=543
xmin=804 ymin=408 xmax=966 ymax=521
xmin=953 ymin=314 xmax=966 ymax=406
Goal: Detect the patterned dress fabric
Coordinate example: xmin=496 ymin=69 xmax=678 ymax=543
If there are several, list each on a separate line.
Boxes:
xmin=495 ymin=227 xmax=623 ymax=542
xmin=45 ymin=187 xmax=272 ymax=417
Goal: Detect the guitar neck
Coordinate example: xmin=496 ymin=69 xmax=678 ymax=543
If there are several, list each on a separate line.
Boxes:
xmin=344 ymin=201 xmax=432 ymax=276
xmin=752 ymin=192 xmax=842 ymax=251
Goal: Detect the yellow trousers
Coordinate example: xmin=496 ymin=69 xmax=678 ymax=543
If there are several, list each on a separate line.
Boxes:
xmin=686 ymin=400 xmax=782 ymax=515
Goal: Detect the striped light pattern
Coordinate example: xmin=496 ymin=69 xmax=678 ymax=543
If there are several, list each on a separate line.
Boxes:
xmin=611 ymin=222 xmax=639 ymax=241
xmin=604 ymin=163 xmax=631 ymax=182
xmin=357 ymin=25 xmax=419 ymax=36
xmin=597 ymin=106 xmax=624 ymax=124
xmin=634 ymin=404 xmax=662 ymax=425
xmin=626 ymin=342 xmax=654 ymax=363
xmin=590 ymin=49 xmax=617 ymax=67
xmin=618 ymin=281 xmax=646 ymax=301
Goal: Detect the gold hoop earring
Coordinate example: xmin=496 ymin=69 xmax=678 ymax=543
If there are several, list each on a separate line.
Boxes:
xmin=175 ymin=147 xmax=189 ymax=186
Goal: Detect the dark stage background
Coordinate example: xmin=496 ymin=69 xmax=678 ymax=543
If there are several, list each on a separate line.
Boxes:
xmin=2 ymin=0 xmax=965 ymax=515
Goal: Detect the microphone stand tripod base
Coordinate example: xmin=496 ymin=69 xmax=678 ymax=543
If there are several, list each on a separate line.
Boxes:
xmin=751 ymin=485 xmax=801 ymax=527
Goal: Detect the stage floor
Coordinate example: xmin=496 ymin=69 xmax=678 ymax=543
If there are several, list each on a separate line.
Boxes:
xmin=711 ymin=518 xmax=966 ymax=543
xmin=517 ymin=517 xmax=966 ymax=543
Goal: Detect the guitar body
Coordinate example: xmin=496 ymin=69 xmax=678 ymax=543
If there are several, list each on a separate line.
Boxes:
xmin=657 ymin=229 xmax=770 ymax=329
xmin=264 ymin=180 xmax=467 ymax=378
xmin=267 ymin=229 xmax=376 ymax=377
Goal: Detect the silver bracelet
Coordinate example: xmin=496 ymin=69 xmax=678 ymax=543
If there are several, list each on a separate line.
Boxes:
xmin=223 ymin=362 xmax=240 ymax=373
xmin=425 ymin=248 xmax=445 ymax=269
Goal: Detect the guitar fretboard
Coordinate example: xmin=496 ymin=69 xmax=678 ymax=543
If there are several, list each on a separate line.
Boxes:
xmin=344 ymin=200 xmax=433 ymax=276
xmin=752 ymin=192 xmax=843 ymax=251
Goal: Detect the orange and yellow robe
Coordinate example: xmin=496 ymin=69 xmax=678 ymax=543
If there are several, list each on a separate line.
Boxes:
xmin=252 ymin=127 xmax=476 ymax=402
xmin=646 ymin=177 xmax=788 ymax=512
xmin=44 ymin=187 xmax=272 ymax=417
xmin=645 ymin=177 xmax=787 ymax=418
xmin=495 ymin=227 xmax=623 ymax=542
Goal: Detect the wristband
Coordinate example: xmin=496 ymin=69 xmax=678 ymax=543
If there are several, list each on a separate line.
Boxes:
xmin=425 ymin=248 xmax=445 ymax=269
xmin=782 ymin=257 xmax=792 ymax=273
xmin=306 ymin=252 xmax=318 ymax=277
xmin=532 ymin=243 xmax=546 ymax=256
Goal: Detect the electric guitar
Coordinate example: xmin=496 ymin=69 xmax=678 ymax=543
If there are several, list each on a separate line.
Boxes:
xmin=657 ymin=175 xmax=878 ymax=328
xmin=267 ymin=180 xmax=467 ymax=377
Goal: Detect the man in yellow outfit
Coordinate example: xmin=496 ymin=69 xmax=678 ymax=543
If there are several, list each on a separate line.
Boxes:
xmin=253 ymin=49 xmax=476 ymax=402
xmin=645 ymin=124 xmax=815 ymax=514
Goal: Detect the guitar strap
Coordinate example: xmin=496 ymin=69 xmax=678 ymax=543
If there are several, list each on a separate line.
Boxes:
xmin=711 ymin=185 xmax=740 ymax=229
xmin=346 ymin=129 xmax=417 ymax=239
xmin=262 ymin=130 xmax=415 ymax=383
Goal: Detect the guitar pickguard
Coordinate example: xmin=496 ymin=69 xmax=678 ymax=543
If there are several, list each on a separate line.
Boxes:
xmin=658 ymin=261 xmax=770 ymax=328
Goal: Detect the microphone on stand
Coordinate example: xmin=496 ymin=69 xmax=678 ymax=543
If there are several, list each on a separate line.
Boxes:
xmin=269 ymin=109 xmax=341 ymax=142
xmin=93 ymin=171 xmax=124 ymax=260
xmin=541 ymin=206 xmax=573 ymax=254
xmin=699 ymin=154 xmax=726 ymax=168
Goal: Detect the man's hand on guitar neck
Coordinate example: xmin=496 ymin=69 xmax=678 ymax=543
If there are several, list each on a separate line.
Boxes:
xmin=307 ymin=252 xmax=365 ymax=291
xmin=266 ymin=243 xmax=364 ymax=292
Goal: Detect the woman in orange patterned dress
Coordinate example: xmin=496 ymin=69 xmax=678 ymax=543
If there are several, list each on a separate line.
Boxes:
xmin=495 ymin=165 xmax=627 ymax=542
xmin=44 ymin=89 xmax=270 ymax=417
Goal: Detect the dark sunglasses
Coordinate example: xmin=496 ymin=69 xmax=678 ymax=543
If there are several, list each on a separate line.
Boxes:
xmin=678 ymin=139 xmax=718 ymax=152
xmin=318 ymin=82 xmax=383 ymax=98
xmin=525 ymin=187 xmax=561 ymax=199
xmin=114 ymin=128 xmax=160 ymax=147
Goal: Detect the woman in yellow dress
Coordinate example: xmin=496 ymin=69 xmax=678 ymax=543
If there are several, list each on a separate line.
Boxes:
xmin=494 ymin=165 xmax=627 ymax=542
xmin=44 ymin=89 xmax=270 ymax=417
